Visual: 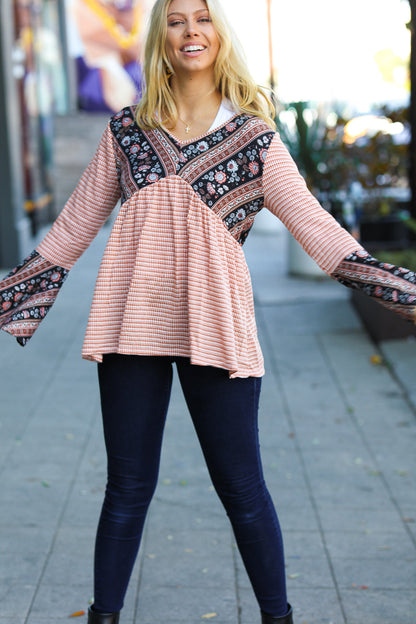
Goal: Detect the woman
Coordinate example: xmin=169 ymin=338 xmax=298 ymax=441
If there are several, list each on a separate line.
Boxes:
xmin=1 ymin=1 xmax=415 ymax=623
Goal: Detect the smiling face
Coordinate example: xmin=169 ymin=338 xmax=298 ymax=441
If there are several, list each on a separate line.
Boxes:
xmin=165 ymin=0 xmax=220 ymax=77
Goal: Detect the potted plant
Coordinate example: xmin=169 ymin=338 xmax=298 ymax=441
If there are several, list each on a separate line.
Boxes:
xmin=276 ymin=101 xmax=358 ymax=277
xmin=277 ymin=102 xmax=415 ymax=339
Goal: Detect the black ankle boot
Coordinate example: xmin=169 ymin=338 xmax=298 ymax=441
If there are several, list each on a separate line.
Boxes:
xmin=88 ymin=605 xmax=120 ymax=624
xmin=261 ymin=604 xmax=293 ymax=624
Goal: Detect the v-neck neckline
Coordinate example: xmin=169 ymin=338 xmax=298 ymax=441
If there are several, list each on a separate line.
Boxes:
xmin=159 ymin=111 xmax=242 ymax=148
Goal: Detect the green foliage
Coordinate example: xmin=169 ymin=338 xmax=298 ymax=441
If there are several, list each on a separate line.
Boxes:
xmin=276 ymin=102 xmax=409 ymax=221
xmin=377 ymin=248 xmax=416 ymax=270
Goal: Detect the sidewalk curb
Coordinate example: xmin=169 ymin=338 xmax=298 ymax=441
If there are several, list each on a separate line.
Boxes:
xmin=379 ymin=338 xmax=416 ymax=414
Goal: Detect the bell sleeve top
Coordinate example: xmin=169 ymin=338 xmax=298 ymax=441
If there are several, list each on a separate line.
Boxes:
xmin=1 ymin=108 xmax=415 ymax=377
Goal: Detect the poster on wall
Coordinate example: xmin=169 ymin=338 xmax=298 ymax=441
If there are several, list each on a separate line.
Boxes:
xmin=13 ymin=0 xmax=68 ymax=232
xmin=66 ymin=0 xmax=145 ymax=113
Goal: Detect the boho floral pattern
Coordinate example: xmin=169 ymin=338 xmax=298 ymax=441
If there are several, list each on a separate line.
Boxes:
xmin=110 ymin=109 xmax=166 ymax=202
xmin=333 ymin=249 xmax=416 ymax=322
xmin=0 ymin=251 xmax=69 ymax=345
xmin=110 ymin=106 xmax=275 ymax=244
xmin=191 ymin=133 xmax=271 ymax=207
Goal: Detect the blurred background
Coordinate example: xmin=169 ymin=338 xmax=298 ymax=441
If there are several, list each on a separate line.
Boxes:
xmin=0 ymin=0 xmax=413 ymax=281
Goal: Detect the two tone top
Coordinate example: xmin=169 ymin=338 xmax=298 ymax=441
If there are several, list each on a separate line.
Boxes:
xmin=2 ymin=107 xmax=416 ymax=376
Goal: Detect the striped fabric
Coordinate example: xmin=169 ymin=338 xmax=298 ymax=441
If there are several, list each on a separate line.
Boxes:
xmin=37 ymin=125 xmax=121 ymax=269
xmin=3 ymin=109 xmax=386 ymax=377
xmin=78 ymin=177 xmax=263 ymax=377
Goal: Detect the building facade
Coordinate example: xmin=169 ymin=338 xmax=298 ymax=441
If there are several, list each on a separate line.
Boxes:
xmin=0 ymin=0 xmax=146 ymax=268
xmin=0 ymin=0 xmax=70 ymax=267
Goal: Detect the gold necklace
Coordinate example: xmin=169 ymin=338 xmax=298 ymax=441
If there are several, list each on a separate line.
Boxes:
xmin=178 ymin=117 xmax=193 ymax=134
xmin=177 ymin=92 xmax=220 ymax=134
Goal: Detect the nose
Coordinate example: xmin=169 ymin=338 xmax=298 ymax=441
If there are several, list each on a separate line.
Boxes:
xmin=184 ymin=20 xmax=199 ymax=37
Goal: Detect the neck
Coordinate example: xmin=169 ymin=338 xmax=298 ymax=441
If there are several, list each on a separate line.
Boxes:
xmin=170 ymin=74 xmax=220 ymax=122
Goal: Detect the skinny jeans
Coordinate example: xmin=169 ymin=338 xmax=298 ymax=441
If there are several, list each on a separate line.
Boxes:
xmin=94 ymin=354 xmax=287 ymax=616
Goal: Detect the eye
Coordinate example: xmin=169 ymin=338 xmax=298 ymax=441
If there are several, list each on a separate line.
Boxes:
xmin=168 ymin=20 xmax=183 ymax=26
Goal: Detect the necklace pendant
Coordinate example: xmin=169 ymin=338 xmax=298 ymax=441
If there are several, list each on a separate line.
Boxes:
xmin=185 ymin=125 xmax=191 ymax=134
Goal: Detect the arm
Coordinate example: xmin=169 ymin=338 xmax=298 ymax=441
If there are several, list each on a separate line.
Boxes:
xmin=37 ymin=122 xmax=121 ymax=268
xmin=0 ymin=251 xmax=69 ymax=345
xmin=262 ymin=133 xmax=362 ymax=274
xmin=332 ymin=250 xmax=416 ymax=323
xmin=263 ymin=133 xmax=416 ymax=324
xmin=1 ymin=122 xmax=121 ymax=345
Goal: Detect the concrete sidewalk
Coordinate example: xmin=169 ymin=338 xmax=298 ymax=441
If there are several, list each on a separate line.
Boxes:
xmin=0 ymin=113 xmax=415 ymax=624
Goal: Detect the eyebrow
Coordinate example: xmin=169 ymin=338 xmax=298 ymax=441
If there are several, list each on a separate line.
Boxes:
xmin=167 ymin=9 xmax=209 ymax=17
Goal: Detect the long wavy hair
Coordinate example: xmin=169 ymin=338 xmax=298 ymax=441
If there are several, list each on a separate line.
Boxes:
xmin=135 ymin=0 xmax=276 ymax=130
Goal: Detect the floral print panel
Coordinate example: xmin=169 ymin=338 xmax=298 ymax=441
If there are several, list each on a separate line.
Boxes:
xmin=332 ymin=250 xmax=416 ymax=322
xmin=0 ymin=251 xmax=69 ymax=345
xmin=110 ymin=107 xmax=275 ymax=244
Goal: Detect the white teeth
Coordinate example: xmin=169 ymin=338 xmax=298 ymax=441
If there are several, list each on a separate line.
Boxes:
xmin=183 ymin=45 xmax=205 ymax=52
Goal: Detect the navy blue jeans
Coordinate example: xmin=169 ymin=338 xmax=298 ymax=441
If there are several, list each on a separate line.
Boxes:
xmin=94 ymin=354 xmax=287 ymax=616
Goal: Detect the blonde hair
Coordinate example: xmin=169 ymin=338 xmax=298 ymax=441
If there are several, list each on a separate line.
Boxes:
xmin=135 ymin=0 xmax=276 ymax=130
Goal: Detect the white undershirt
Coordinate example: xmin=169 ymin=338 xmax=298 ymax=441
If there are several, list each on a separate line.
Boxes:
xmin=161 ymin=100 xmax=237 ymax=140
xmin=208 ymin=100 xmax=237 ymax=132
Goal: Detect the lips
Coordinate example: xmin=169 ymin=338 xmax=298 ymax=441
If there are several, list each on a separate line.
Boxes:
xmin=181 ymin=44 xmax=206 ymax=53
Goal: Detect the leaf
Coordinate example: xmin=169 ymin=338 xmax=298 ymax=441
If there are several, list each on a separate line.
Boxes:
xmin=288 ymin=573 xmax=300 ymax=579
xmin=370 ymin=354 xmax=384 ymax=366
xmin=69 ymin=611 xmax=86 ymax=618
xmin=396 ymin=470 xmax=408 ymax=477
xmin=201 ymin=614 xmax=217 ymax=619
